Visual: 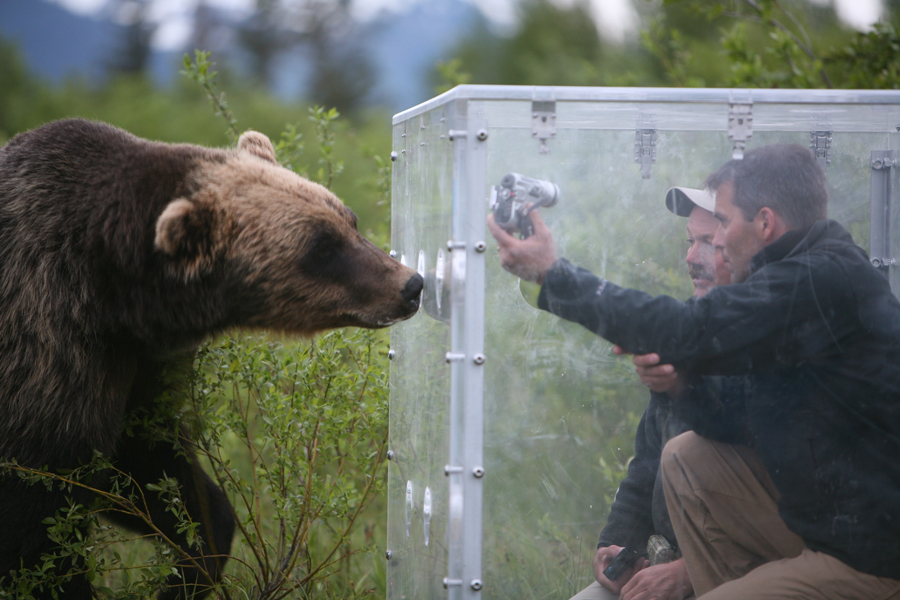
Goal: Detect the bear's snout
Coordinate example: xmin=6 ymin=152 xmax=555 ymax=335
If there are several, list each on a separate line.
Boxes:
xmin=401 ymin=273 xmax=424 ymax=312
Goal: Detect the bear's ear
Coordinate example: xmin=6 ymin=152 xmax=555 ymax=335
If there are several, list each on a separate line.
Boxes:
xmin=238 ymin=130 xmax=277 ymax=164
xmin=155 ymin=198 xmax=212 ymax=258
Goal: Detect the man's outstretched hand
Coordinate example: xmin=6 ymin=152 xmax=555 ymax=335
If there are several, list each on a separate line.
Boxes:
xmin=487 ymin=209 xmax=558 ymax=284
xmin=613 ymin=346 xmax=685 ymax=395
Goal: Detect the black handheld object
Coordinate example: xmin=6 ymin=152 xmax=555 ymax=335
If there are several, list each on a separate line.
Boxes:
xmin=489 ymin=173 xmax=560 ymax=239
xmin=602 ymin=547 xmax=643 ymax=582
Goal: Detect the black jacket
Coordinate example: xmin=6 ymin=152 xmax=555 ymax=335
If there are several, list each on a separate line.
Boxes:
xmin=538 ymin=220 xmax=900 ymax=580
xmin=597 ymin=393 xmax=687 ymax=552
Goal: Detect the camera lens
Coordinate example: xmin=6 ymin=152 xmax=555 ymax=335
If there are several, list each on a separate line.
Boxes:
xmin=495 ymin=201 xmax=512 ymax=225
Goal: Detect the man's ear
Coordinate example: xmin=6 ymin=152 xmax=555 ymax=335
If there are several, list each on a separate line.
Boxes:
xmin=238 ymin=130 xmax=277 ymax=164
xmin=155 ymin=198 xmax=214 ymax=258
xmin=756 ymin=207 xmax=789 ymax=242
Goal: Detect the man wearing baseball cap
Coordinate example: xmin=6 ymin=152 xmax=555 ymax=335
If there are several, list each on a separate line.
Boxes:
xmin=570 ymin=187 xmax=730 ymax=600
xmin=492 ymin=144 xmax=900 ymax=599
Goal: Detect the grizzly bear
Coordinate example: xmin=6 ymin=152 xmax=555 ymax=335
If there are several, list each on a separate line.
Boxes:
xmin=0 ymin=119 xmax=423 ymax=599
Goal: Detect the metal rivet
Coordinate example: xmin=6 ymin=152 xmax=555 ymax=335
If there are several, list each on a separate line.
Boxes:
xmin=386 ymin=550 xmax=393 ymax=560
xmin=388 ymin=349 xmax=396 ymax=360
xmin=387 ymin=450 xmax=395 ymax=460
xmin=389 ymin=250 xmax=397 ymax=258
xmin=471 ymin=579 xmax=483 ymax=591
xmin=390 ymin=151 xmax=398 ymax=161
xmin=476 ymin=129 xmax=488 ymax=141
xmin=473 ymin=466 xmax=485 ymax=478
xmin=474 ymin=241 xmax=487 ymax=253
xmin=473 ymin=354 xmax=486 ymax=365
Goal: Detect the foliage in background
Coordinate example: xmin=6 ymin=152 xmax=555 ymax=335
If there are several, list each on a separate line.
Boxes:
xmin=435 ymin=0 xmax=899 ymax=90
xmin=646 ymin=0 xmax=899 ymax=89
xmin=432 ymin=0 xmax=662 ymax=90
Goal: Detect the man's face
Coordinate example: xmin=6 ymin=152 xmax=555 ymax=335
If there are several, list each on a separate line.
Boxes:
xmin=686 ymin=205 xmax=731 ymax=298
xmin=712 ymin=182 xmax=767 ymax=283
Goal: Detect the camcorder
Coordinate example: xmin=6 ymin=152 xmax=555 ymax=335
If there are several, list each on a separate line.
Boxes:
xmin=602 ymin=547 xmax=644 ymax=581
xmin=489 ymin=173 xmax=560 ymax=239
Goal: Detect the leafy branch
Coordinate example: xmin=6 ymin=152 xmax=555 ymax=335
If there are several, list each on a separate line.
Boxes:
xmin=181 ymin=50 xmax=240 ymax=141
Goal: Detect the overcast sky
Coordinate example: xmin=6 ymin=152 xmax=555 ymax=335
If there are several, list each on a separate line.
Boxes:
xmin=50 ymin=0 xmax=884 ymax=52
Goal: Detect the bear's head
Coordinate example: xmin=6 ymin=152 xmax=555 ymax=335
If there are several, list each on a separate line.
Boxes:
xmin=154 ymin=130 xmax=423 ymax=335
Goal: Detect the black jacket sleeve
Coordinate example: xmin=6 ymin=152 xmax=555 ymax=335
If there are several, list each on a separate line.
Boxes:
xmin=536 ymin=256 xmax=851 ymax=376
xmin=597 ymin=396 xmax=662 ymax=549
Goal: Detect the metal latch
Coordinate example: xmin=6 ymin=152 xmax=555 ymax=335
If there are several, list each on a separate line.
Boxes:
xmin=810 ymin=131 xmax=832 ymax=168
xmin=532 ymin=100 xmax=556 ymax=154
xmin=870 ymin=150 xmax=894 ymax=278
xmin=728 ymin=101 xmax=753 ymax=160
xmin=634 ymin=129 xmax=657 ymax=180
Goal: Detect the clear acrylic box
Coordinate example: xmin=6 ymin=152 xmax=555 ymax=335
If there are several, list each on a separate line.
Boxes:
xmin=386 ymin=86 xmax=900 ymax=600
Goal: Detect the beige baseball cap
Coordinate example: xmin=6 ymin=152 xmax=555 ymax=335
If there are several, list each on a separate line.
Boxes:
xmin=665 ymin=187 xmax=716 ymax=217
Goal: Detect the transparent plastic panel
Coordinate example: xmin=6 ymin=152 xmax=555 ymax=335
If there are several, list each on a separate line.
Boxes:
xmin=480 ymin=121 xmax=722 ymax=599
xmin=477 ymin=101 xmax=898 ymax=599
xmin=390 ymin=89 xmax=900 ymax=600
xmin=387 ymin=104 xmax=455 ymax=600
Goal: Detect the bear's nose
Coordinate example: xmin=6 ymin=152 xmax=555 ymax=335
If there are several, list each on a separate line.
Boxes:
xmin=401 ymin=273 xmax=424 ymax=309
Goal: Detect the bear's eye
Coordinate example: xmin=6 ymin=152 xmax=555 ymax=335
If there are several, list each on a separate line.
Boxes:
xmin=311 ymin=233 xmax=340 ymax=260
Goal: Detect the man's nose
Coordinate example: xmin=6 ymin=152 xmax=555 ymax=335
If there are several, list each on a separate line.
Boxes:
xmin=712 ymin=225 xmax=725 ymax=250
xmin=686 ymin=243 xmax=700 ymax=266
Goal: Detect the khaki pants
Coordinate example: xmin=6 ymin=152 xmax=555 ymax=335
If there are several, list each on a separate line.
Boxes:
xmin=661 ymin=431 xmax=900 ymax=600
xmin=569 ymin=580 xmax=694 ymax=600
xmin=569 ymin=581 xmax=618 ymax=600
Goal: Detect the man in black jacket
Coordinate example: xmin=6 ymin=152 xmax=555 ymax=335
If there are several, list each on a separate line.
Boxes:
xmin=569 ymin=186 xmax=729 ymax=600
xmin=488 ymin=144 xmax=900 ymax=599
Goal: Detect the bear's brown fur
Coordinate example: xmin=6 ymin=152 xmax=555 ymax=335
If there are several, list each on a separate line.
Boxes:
xmin=0 ymin=119 xmax=422 ymax=599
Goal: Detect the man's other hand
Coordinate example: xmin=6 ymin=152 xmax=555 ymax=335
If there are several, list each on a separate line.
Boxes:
xmin=613 ymin=346 xmax=685 ymax=395
xmin=487 ymin=209 xmax=558 ymax=284
xmin=618 ymin=558 xmax=693 ymax=600
xmin=593 ymin=545 xmax=648 ymax=595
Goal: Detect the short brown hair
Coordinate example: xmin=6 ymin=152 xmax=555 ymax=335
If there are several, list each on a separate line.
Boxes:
xmin=705 ymin=144 xmax=828 ymax=230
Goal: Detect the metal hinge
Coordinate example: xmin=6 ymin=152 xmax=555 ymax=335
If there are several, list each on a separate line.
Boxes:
xmin=634 ymin=129 xmax=657 ymax=180
xmin=870 ymin=150 xmax=894 ymax=278
xmin=728 ymin=100 xmax=753 ymax=160
xmin=810 ymin=131 xmax=832 ymax=168
xmin=872 ymin=155 xmax=894 ymax=171
xmin=532 ymin=100 xmax=556 ymax=154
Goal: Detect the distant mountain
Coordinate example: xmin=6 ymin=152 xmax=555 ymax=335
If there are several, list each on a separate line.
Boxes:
xmin=0 ymin=0 xmax=486 ymax=112
xmin=364 ymin=0 xmax=487 ymax=111
xmin=0 ymin=0 xmax=179 ymax=86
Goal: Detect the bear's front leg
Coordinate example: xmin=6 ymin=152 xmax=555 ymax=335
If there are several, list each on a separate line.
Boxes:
xmin=106 ymin=425 xmax=235 ymax=600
